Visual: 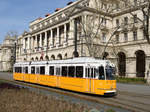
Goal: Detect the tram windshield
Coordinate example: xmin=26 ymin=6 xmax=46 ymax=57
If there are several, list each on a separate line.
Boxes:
xmin=98 ymin=66 xmax=105 ymax=80
xmin=98 ymin=66 xmax=115 ymax=80
xmin=105 ymin=65 xmax=115 ymax=80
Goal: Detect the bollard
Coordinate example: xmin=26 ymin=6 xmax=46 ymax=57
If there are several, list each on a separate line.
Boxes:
xmin=147 ymin=70 xmax=150 ymax=85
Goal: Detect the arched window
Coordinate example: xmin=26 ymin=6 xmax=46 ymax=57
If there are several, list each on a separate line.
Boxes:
xmin=24 ymin=58 xmax=27 ymax=61
xmin=35 ymin=57 xmax=38 ymax=61
xmin=135 ymin=50 xmax=146 ymax=77
xmin=57 ymin=54 xmax=62 ymax=60
xmin=40 ymin=56 xmax=43 ymax=61
xmin=31 ymin=57 xmax=34 ymax=61
xmin=64 ymin=53 xmax=67 ymax=59
xmin=118 ymin=52 xmax=126 ymax=76
xmin=51 ymin=55 xmax=55 ymax=60
xmin=102 ymin=52 xmax=109 ymax=59
xmin=45 ymin=55 xmax=49 ymax=61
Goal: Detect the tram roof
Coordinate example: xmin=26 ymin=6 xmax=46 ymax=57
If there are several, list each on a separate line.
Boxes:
xmin=15 ymin=57 xmax=111 ymax=66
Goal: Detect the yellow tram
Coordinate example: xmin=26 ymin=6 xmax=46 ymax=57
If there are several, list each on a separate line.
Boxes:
xmin=13 ymin=57 xmax=117 ymax=95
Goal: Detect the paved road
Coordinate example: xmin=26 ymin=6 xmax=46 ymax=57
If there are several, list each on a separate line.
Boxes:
xmin=117 ymin=83 xmax=150 ymax=96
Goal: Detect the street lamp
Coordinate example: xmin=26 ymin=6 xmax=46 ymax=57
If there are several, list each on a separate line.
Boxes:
xmin=14 ymin=41 xmax=17 ymax=63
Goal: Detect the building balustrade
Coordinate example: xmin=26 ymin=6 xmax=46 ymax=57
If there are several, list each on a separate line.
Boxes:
xmin=22 ymin=19 xmax=78 ymax=54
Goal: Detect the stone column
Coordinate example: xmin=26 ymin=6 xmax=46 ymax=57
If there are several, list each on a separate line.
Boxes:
xmin=32 ymin=36 xmax=35 ymax=51
xmin=45 ymin=31 xmax=48 ymax=47
xmin=30 ymin=37 xmax=32 ymax=50
xmin=28 ymin=37 xmax=30 ymax=50
xmin=23 ymin=38 xmax=26 ymax=49
xmin=36 ymin=35 xmax=38 ymax=48
xmin=32 ymin=36 xmax=35 ymax=50
xmin=50 ymin=29 xmax=53 ymax=48
xmin=40 ymin=33 xmax=42 ymax=47
xmin=64 ymin=24 xmax=67 ymax=42
xmin=69 ymin=19 xmax=75 ymax=46
xmin=70 ymin=19 xmax=75 ymax=39
xmin=56 ymin=27 xmax=60 ymax=46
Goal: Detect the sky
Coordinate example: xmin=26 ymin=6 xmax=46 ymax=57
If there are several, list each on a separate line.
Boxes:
xmin=0 ymin=0 xmax=75 ymax=44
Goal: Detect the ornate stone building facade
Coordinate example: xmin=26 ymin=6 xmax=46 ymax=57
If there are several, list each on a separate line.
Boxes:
xmin=16 ymin=0 xmax=150 ymax=78
xmin=0 ymin=36 xmax=16 ymax=71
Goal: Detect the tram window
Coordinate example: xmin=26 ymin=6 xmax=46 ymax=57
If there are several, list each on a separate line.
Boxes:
xmin=94 ymin=68 xmax=98 ymax=78
xmin=20 ymin=67 xmax=22 ymax=73
xmin=36 ymin=67 xmax=40 ymax=74
xmin=15 ymin=67 xmax=22 ymax=73
xmin=40 ymin=66 xmax=45 ymax=75
xmin=85 ymin=68 xmax=88 ymax=78
xmin=49 ymin=66 xmax=54 ymax=75
xmin=99 ymin=66 xmax=105 ymax=80
xmin=15 ymin=67 xmax=21 ymax=73
xmin=23 ymin=67 xmax=25 ymax=73
xmin=19 ymin=67 xmax=22 ymax=73
xmin=56 ymin=68 xmax=60 ymax=76
xmin=76 ymin=66 xmax=83 ymax=78
xmin=31 ymin=66 xmax=35 ymax=74
xmin=15 ymin=67 xmax=17 ymax=73
xmin=88 ymin=68 xmax=90 ymax=78
xmin=25 ymin=67 xmax=28 ymax=74
xmin=62 ymin=66 xmax=67 ymax=77
xmin=68 ymin=66 xmax=75 ymax=77
xmin=91 ymin=68 xmax=94 ymax=78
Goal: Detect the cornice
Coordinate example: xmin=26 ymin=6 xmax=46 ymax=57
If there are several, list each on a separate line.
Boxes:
xmin=111 ymin=3 xmax=148 ymax=17
xmin=30 ymin=18 xmax=69 ymax=35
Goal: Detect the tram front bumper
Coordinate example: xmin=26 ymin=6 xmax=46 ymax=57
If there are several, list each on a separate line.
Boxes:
xmin=105 ymin=90 xmax=116 ymax=93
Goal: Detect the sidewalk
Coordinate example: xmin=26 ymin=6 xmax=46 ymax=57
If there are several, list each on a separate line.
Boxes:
xmin=0 ymin=72 xmax=13 ymax=81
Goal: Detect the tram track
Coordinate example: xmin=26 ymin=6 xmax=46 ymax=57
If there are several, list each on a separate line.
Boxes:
xmin=0 ymin=78 xmax=150 ymax=112
xmin=118 ymin=90 xmax=150 ymax=99
xmin=106 ymin=96 xmax=150 ymax=112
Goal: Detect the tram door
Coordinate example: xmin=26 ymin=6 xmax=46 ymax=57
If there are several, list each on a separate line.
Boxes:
xmin=56 ymin=67 xmax=61 ymax=87
xmin=85 ymin=66 xmax=95 ymax=93
xmin=36 ymin=66 xmax=40 ymax=83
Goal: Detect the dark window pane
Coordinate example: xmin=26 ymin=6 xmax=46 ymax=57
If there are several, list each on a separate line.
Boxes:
xmin=76 ymin=66 xmax=83 ymax=78
xmin=85 ymin=68 xmax=88 ymax=78
xmin=31 ymin=66 xmax=35 ymax=74
xmin=20 ymin=67 xmax=22 ymax=73
xmin=49 ymin=66 xmax=54 ymax=75
xmin=23 ymin=67 xmax=26 ymax=73
xmin=36 ymin=67 xmax=40 ymax=74
xmin=91 ymin=68 xmax=94 ymax=78
xmin=62 ymin=66 xmax=67 ymax=77
xmin=94 ymin=68 xmax=97 ymax=78
xmin=88 ymin=68 xmax=90 ymax=78
xmin=40 ymin=66 xmax=45 ymax=75
xmin=25 ymin=67 xmax=28 ymax=74
xmin=15 ymin=67 xmax=17 ymax=73
xmin=56 ymin=68 xmax=60 ymax=76
xmin=99 ymin=66 xmax=105 ymax=80
xmin=68 ymin=66 xmax=75 ymax=77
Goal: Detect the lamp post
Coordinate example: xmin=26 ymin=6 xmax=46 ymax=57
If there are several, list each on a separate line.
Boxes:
xmin=14 ymin=41 xmax=17 ymax=63
xmin=73 ymin=18 xmax=79 ymax=57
